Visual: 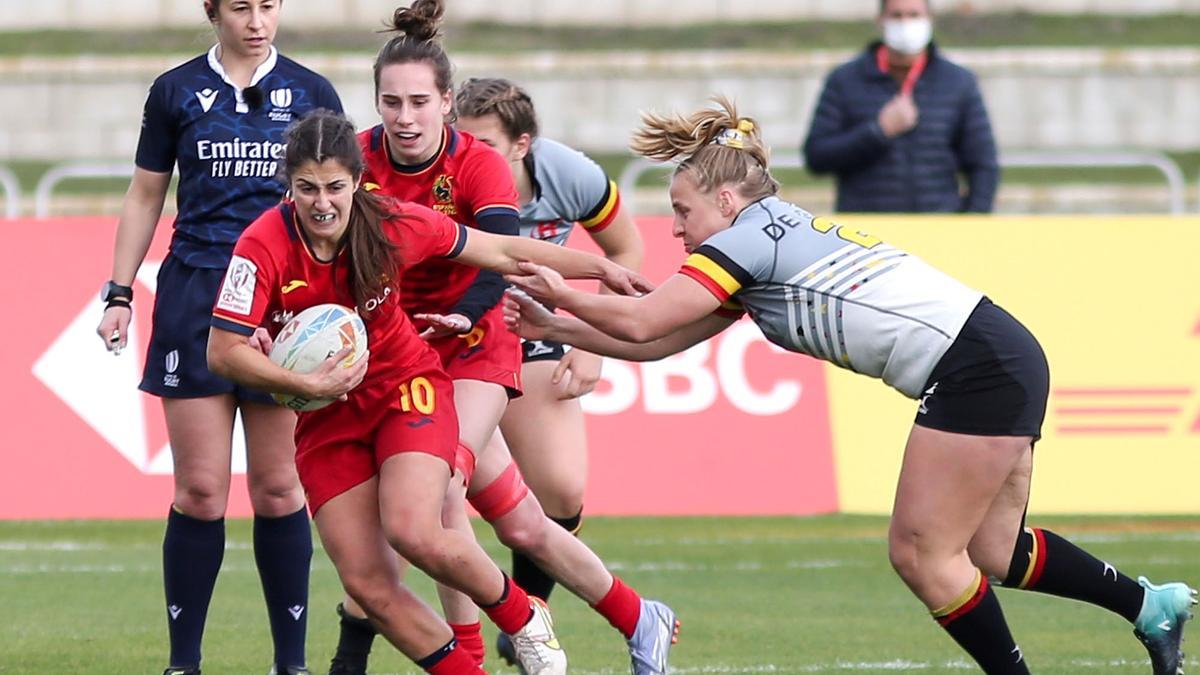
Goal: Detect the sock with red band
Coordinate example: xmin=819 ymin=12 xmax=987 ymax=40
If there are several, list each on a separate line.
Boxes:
xmin=1003 ymin=527 xmax=1144 ymax=623
xmin=480 ymin=575 xmax=533 ymax=635
xmin=449 ymin=622 xmax=484 ymax=666
xmin=933 ymin=572 xmax=1030 ymax=674
xmin=592 ymin=576 xmax=642 ymax=639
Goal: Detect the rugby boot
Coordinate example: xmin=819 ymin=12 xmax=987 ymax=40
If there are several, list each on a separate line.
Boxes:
xmin=627 ymin=599 xmax=679 ymax=675
xmin=1134 ymin=576 xmax=1198 ymax=674
xmin=508 ymin=597 xmax=567 ymax=675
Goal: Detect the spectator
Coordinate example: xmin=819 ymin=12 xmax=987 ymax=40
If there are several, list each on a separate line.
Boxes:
xmin=803 ymin=0 xmax=999 ymax=213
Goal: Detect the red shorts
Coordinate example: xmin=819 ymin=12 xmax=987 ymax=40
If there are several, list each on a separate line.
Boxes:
xmin=294 ymin=366 xmax=459 ymax=514
xmin=428 ymin=305 xmax=522 ymax=397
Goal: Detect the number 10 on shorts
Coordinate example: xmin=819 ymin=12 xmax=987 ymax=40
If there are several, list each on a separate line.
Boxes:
xmin=398 ymin=377 xmax=436 ymax=414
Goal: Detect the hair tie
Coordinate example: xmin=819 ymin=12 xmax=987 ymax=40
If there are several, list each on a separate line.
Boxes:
xmin=736 ymin=119 xmax=754 ymax=133
xmin=712 ymin=127 xmax=746 ymax=150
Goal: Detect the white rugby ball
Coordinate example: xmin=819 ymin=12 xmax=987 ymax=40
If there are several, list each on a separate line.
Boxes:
xmin=268 ymin=303 xmax=368 ymax=411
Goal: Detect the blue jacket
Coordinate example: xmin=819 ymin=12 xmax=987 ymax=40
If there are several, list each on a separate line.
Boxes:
xmin=803 ymin=42 xmax=999 ymax=213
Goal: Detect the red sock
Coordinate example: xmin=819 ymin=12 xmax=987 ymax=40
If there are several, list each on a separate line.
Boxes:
xmin=421 ymin=640 xmax=486 ymax=675
xmin=592 ymin=576 xmax=642 ymax=639
xmin=481 ymin=576 xmax=533 ymax=635
xmin=449 ymin=622 xmax=485 ymax=666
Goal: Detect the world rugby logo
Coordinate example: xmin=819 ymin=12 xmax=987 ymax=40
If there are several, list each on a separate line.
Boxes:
xmin=270 ymin=88 xmax=292 ymax=109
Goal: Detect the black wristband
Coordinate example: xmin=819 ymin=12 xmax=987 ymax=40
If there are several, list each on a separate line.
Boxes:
xmin=105 ymin=299 xmax=132 ymax=310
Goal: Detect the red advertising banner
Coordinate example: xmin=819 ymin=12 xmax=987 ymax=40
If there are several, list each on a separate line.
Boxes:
xmin=0 ymin=216 xmax=837 ymax=519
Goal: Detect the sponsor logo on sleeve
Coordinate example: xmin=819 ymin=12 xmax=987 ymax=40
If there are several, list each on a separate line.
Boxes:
xmin=216 ymin=255 xmax=258 ymax=315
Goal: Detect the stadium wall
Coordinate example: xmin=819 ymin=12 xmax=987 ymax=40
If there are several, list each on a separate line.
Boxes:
xmin=3 ymin=214 xmax=1198 ymax=519
xmin=2 ymin=0 xmax=1199 ymax=30
xmin=3 ymin=48 xmax=1200 ymax=162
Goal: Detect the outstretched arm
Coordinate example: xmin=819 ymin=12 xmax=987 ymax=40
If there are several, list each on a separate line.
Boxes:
xmin=503 ymin=291 xmax=736 ymax=362
xmin=453 ymin=229 xmax=652 ymax=296
xmin=506 ymin=263 xmax=722 ymax=343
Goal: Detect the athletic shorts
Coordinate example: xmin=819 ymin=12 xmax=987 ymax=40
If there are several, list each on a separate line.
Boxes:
xmin=521 ymin=338 xmax=567 ymax=363
xmin=914 ymin=297 xmax=1050 ymax=439
xmin=140 ymin=254 xmax=273 ymax=403
xmin=294 ymin=365 xmax=459 ymax=514
xmin=427 ymin=305 xmax=522 ymax=397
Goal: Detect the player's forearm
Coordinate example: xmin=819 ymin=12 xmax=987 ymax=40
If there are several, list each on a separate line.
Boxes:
xmin=207 ymin=334 xmax=310 ymax=397
xmin=501 ymin=235 xmax=611 ymax=280
xmin=554 ymin=289 xmax=662 ymax=343
xmin=546 ymin=314 xmax=671 ymax=361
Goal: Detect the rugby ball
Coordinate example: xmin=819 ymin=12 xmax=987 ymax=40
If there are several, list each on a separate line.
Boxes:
xmin=268 ymin=303 xmax=368 ymax=411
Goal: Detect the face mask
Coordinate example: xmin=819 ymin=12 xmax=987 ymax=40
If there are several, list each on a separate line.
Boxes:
xmin=883 ymin=17 xmax=933 ymax=55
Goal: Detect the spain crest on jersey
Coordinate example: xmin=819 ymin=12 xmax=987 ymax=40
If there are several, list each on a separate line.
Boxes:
xmin=432 ymin=174 xmax=456 ymax=215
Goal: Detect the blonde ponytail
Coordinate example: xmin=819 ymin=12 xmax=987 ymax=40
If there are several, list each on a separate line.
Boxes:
xmin=630 ymin=95 xmax=778 ymax=200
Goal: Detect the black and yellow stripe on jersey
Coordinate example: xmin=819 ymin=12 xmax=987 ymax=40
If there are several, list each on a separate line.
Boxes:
xmin=578 ymin=180 xmax=621 ymax=232
xmin=680 ymin=244 xmax=755 ymax=302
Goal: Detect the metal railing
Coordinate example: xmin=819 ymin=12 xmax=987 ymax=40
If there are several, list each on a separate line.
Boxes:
xmin=0 ymin=166 xmax=20 ymax=219
xmin=25 ymin=152 xmax=1195 ymax=217
xmin=618 ymin=150 xmax=1189 ymax=215
xmin=34 ymin=162 xmax=134 ymax=218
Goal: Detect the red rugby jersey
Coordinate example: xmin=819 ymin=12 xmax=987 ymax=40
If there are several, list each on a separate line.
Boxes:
xmin=358 ymin=124 xmax=519 ymax=319
xmin=211 ymin=201 xmax=468 ymax=386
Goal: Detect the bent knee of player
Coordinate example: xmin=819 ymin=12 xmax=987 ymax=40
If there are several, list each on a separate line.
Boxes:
xmin=492 ymin=499 xmax=549 ymax=553
xmin=383 ymin=520 xmax=446 ymax=569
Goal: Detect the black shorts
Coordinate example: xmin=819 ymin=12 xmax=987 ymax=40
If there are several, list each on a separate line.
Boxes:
xmin=914 ymin=298 xmax=1049 ymax=439
xmin=139 ymin=254 xmax=274 ymax=403
xmin=521 ymin=338 xmax=566 ymax=363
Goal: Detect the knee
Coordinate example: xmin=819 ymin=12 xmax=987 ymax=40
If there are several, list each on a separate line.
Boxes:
xmin=247 ymin=469 xmax=303 ymax=515
xmin=494 ymin=511 xmax=546 ymax=553
xmin=173 ymin=474 xmax=229 ymax=519
xmin=341 ymin=569 xmax=396 ymax=619
xmin=384 ymin=521 xmax=443 ymax=569
xmin=538 ymin=486 xmax=585 ymax=520
xmin=887 ymin=527 xmax=925 ymax=585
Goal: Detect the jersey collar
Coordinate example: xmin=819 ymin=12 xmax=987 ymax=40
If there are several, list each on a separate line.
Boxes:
xmin=386 ymin=124 xmax=458 ymax=176
xmin=206 ymin=43 xmax=278 ymax=113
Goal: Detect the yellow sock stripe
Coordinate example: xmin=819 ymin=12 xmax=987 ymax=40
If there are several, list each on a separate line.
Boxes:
xmin=1018 ymin=527 xmax=1039 ymax=590
xmin=932 ymin=569 xmax=983 ymax=619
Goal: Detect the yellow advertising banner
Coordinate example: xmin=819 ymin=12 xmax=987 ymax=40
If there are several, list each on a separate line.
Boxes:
xmin=827 ymin=215 xmax=1200 ymax=514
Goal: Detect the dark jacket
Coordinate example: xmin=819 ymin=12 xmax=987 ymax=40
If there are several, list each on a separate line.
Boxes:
xmin=803 ymin=42 xmax=999 ymax=213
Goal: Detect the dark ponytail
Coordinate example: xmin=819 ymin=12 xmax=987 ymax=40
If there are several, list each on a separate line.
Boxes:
xmin=374 ymin=0 xmax=454 ymax=96
xmin=282 ymin=110 xmax=399 ymax=315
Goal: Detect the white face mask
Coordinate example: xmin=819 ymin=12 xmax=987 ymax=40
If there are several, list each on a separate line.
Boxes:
xmin=882 ymin=17 xmax=933 ymax=56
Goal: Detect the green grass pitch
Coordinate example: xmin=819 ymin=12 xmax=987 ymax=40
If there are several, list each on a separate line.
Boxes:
xmin=1 ymin=515 xmax=1197 ymax=673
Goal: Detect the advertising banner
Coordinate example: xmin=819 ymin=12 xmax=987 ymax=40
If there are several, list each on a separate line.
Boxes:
xmin=0 ymin=216 xmax=836 ymax=519
xmin=4 ymin=214 xmax=1196 ymax=518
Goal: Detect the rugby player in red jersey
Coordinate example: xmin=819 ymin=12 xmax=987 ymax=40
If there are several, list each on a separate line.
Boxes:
xmin=324 ymin=4 xmax=678 ymax=675
xmin=208 ymin=110 xmax=648 ymax=675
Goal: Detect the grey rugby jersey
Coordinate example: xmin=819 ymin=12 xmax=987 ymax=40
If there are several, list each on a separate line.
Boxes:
xmin=518 ymin=138 xmax=621 ymax=245
xmin=678 ymin=196 xmax=982 ymax=398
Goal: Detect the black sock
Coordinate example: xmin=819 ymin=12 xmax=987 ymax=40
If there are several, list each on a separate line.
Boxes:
xmin=934 ymin=572 xmax=1030 ymax=674
xmin=1003 ymin=527 xmax=1144 ymax=623
xmin=163 ymin=507 xmax=225 ymax=668
xmin=254 ymin=507 xmax=312 ymax=670
xmin=332 ymin=602 xmax=377 ymax=669
xmin=511 ymin=510 xmax=582 ymax=602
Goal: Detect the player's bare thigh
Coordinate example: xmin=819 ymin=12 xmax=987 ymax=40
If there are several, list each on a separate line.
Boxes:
xmin=453 ymin=379 xmax=509 ymax=478
xmin=889 ymin=424 xmax=1031 ymax=606
xmin=498 ymin=360 xmax=588 ymax=518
